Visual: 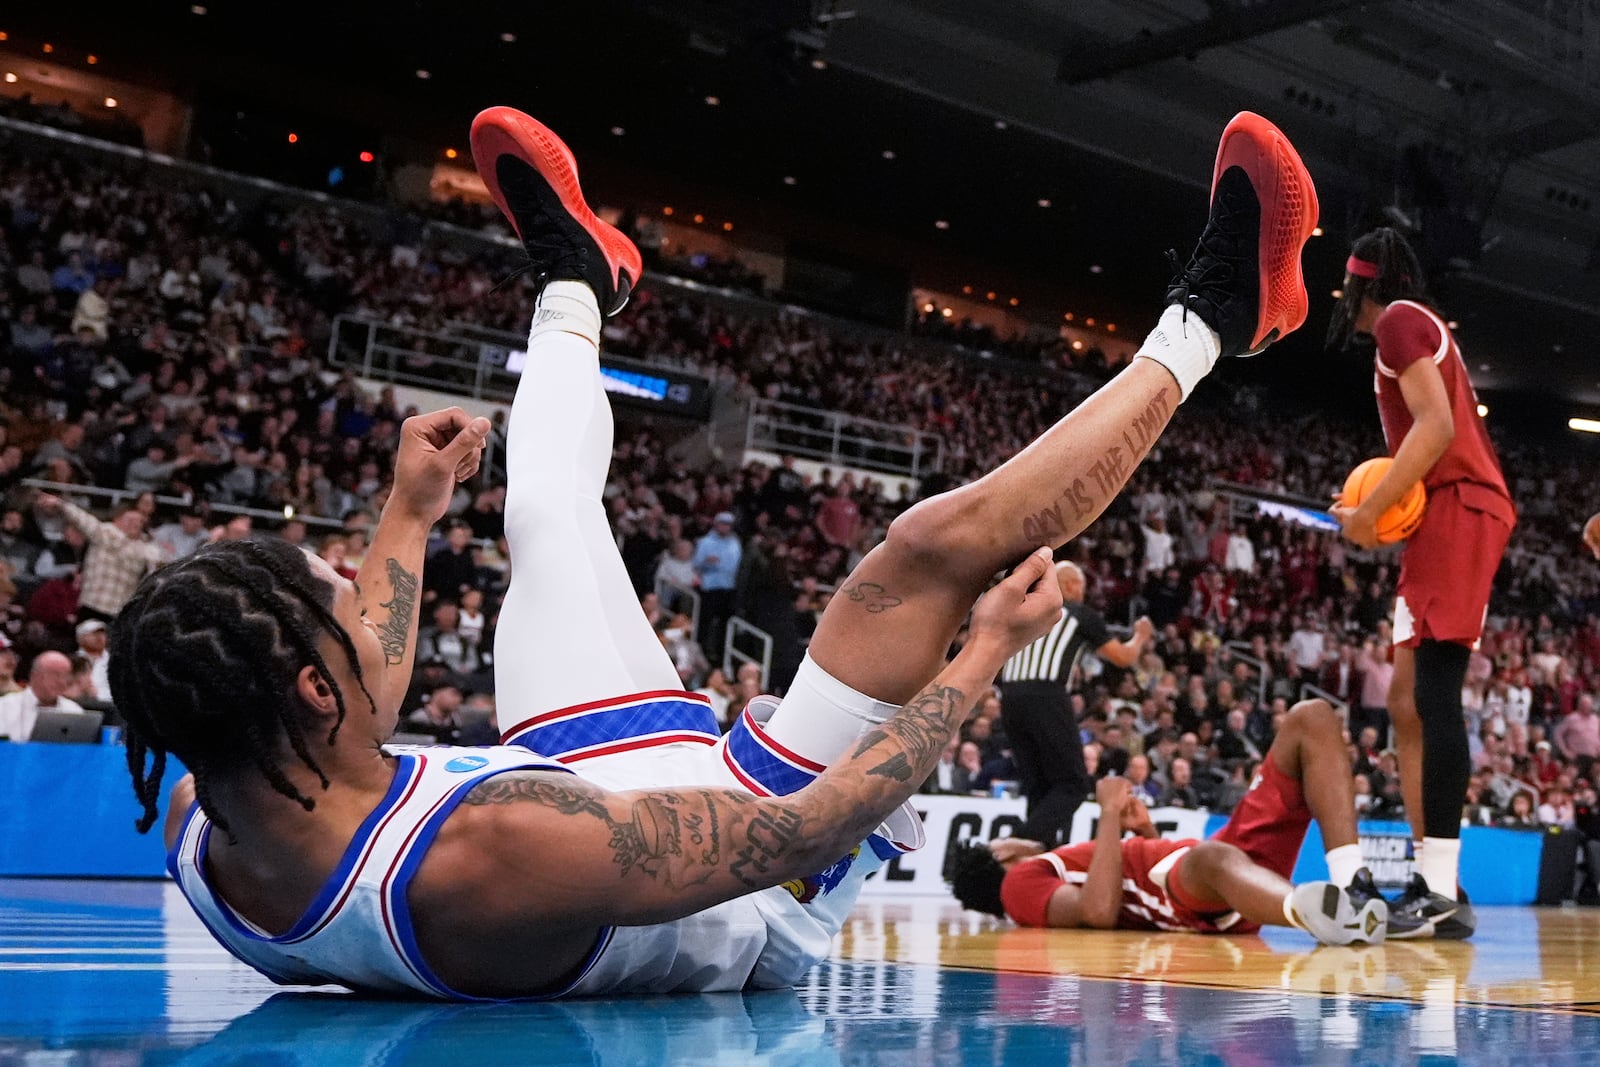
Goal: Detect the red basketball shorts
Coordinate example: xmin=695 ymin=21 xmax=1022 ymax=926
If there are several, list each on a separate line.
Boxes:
xmin=1394 ymin=482 xmax=1513 ymax=648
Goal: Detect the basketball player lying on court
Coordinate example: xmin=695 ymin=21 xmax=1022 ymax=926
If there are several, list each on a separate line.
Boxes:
xmin=112 ymin=106 xmax=1336 ymax=998
xmin=949 ymin=699 xmax=1417 ymax=943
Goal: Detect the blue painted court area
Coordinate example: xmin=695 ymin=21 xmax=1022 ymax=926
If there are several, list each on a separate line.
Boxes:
xmin=3 ymin=879 xmax=1597 ymax=1066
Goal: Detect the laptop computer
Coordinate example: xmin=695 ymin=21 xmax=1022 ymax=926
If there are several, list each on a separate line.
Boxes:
xmin=29 ymin=708 xmax=105 ymax=744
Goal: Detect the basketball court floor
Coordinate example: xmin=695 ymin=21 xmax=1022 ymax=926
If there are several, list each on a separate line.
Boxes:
xmin=4 ymin=878 xmax=1599 ymax=1065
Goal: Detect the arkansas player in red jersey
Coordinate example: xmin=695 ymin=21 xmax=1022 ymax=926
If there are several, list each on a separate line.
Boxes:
xmin=1328 ymin=227 xmax=1516 ymax=940
xmin=949 ymin=700 xmax=1417 ymax=943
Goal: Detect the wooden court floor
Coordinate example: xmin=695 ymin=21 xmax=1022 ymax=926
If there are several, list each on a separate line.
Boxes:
xmin=4 ymin=879 xmax=1600 ymax=1065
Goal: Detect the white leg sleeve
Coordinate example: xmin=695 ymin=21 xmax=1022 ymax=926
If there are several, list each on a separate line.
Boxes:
xmin=492 ymin=282 xmax=680 ymax=728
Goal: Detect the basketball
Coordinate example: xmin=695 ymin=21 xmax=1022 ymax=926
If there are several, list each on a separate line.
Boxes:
xmin=1341 ymin=457 xmax=1426 ymax=543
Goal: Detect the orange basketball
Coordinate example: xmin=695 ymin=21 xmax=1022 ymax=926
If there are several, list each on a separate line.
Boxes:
xmin=1341 ymin=457 xmax=1426 ymax=544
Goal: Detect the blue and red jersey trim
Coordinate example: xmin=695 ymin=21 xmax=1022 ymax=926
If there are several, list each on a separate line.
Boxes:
xmin=500 ymin=690 xmax=720 ymax=761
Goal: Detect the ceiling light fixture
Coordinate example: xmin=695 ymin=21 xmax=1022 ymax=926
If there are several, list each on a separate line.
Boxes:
xmin=811 ymin=57 xmax=827 ymax=70
xmin=444 ymin=147 xmax=457 ymax=159
xmin=881 ymin=149 xmax=895 ymax=160
xmin=359 ymin=151 xmax=374 ymax=163
xmin=415 ymin=69 xmax=431 ymax=79
xmin=86 ymin=55 xmax=98 ymax=65
xmin=610 ymin=126 xmax=625 ymax=136
xmin=287 ymin=132 xmax=298 ymax=144
xmin=500 ymin=32 xmax=516 ymax=43
xmin=1089 ymin=264 xmax=1103 ymax=274
xmin=783 ymin=176 xmax=796 ymax=186
xmin=103 ymin=96 xmax=117 ymax=108
xmin=1476 ymin=404 xmax=1488 ymax=417
xmin=1570 ymin=417 xmax=1600 ymax=434
xmin=704 ymin=95 xmax=720 ymax=106
xmin=934 ymin=219 xmax=950 ymax=230
xmin=1037 ymin=198 xmax=1051 ymax=208
xmin=1312 ymin=226 xmax=1324 ymax=237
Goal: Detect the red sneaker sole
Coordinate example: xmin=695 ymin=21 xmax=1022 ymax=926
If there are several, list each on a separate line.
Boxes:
xmin=469 ymin=107 xmax=642 ymax=295
xmin=1212 ymin=112 xmax=1319 ymax=352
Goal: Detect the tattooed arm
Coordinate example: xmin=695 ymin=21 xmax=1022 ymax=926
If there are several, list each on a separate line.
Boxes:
xmin=438 ymin=549 xmax=1063 ymax=929
xmin=357 ymin=408 xmax=490 ymax=710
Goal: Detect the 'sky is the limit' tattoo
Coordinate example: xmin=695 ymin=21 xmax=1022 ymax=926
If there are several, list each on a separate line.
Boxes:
xmin=376 ymin=558 xmax=419 ymax=665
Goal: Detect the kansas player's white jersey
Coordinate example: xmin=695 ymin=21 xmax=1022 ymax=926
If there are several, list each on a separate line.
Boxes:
xmin=169 ymin=737 xmax=881 ymax=999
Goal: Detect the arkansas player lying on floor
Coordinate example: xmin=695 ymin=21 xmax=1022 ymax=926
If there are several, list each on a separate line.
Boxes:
xmin=950 ymin=700 xmax=1419 ymax=944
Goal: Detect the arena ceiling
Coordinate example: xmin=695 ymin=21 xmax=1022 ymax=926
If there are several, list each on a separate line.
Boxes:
xmin=11 ymin=0 xmax=1600 ymax=410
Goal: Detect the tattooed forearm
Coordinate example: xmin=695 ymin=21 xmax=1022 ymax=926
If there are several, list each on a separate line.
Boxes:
xmin=1020 ymin=386 xmax=1172 ymax=545
xmin=728 ymin=805 xmax=806 ymax=889
xmin=462 ymin=773 xmax=786 ymax=891
xmin=376 ymin=557 xmax=418 ymax=666
xmin=851 ymin=683 xmax=966 ymax=785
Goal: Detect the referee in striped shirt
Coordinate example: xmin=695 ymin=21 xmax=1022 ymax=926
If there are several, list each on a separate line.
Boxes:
xmin=999 ymin=561 xmax=1154 ymax=845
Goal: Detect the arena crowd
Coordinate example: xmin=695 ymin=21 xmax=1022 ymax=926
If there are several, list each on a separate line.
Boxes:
xmin=3 ymin=133 xmax=1600 ymax=898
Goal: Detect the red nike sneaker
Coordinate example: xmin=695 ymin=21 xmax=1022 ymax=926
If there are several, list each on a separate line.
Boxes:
xmin=469 ymin=107 xmax=642 ymax=316
xmin=1167 ymin=111 xmax=1319 ymax=356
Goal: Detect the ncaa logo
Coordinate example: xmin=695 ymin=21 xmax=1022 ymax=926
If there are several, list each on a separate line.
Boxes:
xmin=445 ymin=755 xmax=490 ymax=773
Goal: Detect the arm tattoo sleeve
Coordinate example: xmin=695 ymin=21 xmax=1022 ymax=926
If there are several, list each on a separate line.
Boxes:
xmin=461 ymin=773 xmax=804 ymax=891
xmin=376 ymin=557 xmax=418 ymax=666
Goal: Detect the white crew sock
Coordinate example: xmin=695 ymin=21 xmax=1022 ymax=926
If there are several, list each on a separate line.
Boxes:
xmin=530 ymin=280 xmax=602 ymax=346
xmin=1133 ymin=303 xmax=1222 ymax=402
xmin=1324 ymin=843 xmax=1365 ymax=887
xmin=1419 ymin=836 xmax=1460 ymax=900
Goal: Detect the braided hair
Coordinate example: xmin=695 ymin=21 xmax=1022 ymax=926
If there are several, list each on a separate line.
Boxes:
xmin=1327 ymin=226 xmax=1433 ymax=350
xmin=947 ymin=839 xmax=1010 ymax=918
xmin=109 ymin=538 xmax=377 ymax=838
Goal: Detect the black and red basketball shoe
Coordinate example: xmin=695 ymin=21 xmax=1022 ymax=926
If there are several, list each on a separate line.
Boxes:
xmin=470 ymin=107 xmax=642 ymax=316
xmin=1167 ymin=111 xmax=1320 ymax=357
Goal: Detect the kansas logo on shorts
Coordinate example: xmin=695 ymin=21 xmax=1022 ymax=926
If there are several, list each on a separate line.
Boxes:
xmin=782 ymin=847 xmax=860 ymax=904
xmin=445 ymin=755 xmax=491 ymax=773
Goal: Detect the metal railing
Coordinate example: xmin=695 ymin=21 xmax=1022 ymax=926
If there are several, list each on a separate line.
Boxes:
xmin=1223 ymin=641 xmax=1270 ymax=710
xmin=329 ymin=315 xmax=523 ymax=403
xmin=654 ymin=578 xmax=702 ymax=640
xmin=745 ymin=399 xmax=943 ymax=482
xmin=19 ymin=479 xmax=346 ymax=530
xmin=723 ymin=616 xmax=773 ymax=688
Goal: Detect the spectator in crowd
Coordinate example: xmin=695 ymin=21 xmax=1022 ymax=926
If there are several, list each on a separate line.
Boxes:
xmin=1123 ymin=754 xmax=1160 ymax=804
xmin=404 ymin=684 xmax=468 ymax=744
xmin=1540 ymin=785 xmax=1577 ymax=829
xmin=0 ymin=651 xmax=84 ymax=742
xmin=34 ymin=494 xmax=160 ymax=624
xmin=1498 ymin=791 xmax=1539 ymax=829
xmin=1141 ymin=514 xmax=1175 ymax=576
xmin=0 ymin=637 xmax=20 ymax=696
xmin=423 ymin=521 xmax=478 ymax=603
xmin=693 ymin=511 xmax=741 ymax=650
xmin=653 ymin=538 xmax=699 ymax=610
xmin=1556 ymin=695 xmax=1600 ymax=778
xmin=73 ymin=619 xmax=111 ymax=702
xmin=1158 ymin=757 xmax=1202 ymax=808
xmin=150 ymin=506 xmax=210 ymax=563
xmin=416 ymin=600 xmax=481 ymax=677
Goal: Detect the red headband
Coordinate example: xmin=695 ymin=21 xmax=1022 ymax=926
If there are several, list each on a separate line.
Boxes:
xmin=1345 ymin=255 xmax=1379 ymax=279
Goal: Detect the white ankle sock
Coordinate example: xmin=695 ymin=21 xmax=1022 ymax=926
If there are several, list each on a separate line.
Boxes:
xmin=1419 ymin=836 xmax=1460 ymax=900
xmin=1324 ymin=844 xmax=1364 ymax=887
xmin=531 ymin=280 xmax=601 ymax=346
xmin=1134 ymin=303 xmax=1222 ymax=402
